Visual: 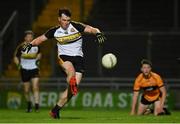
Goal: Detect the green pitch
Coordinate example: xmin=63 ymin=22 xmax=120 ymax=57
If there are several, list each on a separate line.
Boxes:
xmin=0 ymin=109 xmax=180 ymax=123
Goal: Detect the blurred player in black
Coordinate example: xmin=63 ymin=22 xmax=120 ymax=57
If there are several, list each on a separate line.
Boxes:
xmin=14 ymin=30 xmax=41 ymax=112
xmin=22 ymin=8 xmax=106 ymax=119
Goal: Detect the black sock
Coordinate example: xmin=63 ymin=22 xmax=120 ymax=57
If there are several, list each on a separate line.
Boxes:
xmin=52 ymin=104 xmax=62 ymax=113
xmin=27 ymin=101 xmax=32 ymax=110
xmin=35 ymin=103 xmax=39 ymax=110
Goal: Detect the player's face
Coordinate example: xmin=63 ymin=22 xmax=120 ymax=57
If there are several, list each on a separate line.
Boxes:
xmin=58 ymin=14 xmax=71 ymax=30
xmin=141 ymin=64 xmax=151 ymax=76
xmin=24 ymin=34 xmax=33 ymax=42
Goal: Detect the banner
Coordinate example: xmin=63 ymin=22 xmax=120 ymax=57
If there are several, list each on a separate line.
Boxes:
xmin=0 ymin=90 xmax=174 ymax=109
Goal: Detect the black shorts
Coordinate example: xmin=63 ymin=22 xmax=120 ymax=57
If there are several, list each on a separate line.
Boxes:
xmin=20 ymin=68 xmax=39 ymax=82
xmin=59 ymin=55 xmax=85 ymax=73
xmin=141 ymin=95 xmax=160 ymax=105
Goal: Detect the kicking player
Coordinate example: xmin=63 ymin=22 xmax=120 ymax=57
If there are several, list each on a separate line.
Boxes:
xmin=14 ymin=30 xmax=41 ymax=112
xmin=130 ymin=59 xmax=167 ymax=116
xmin=22 ymin=8 xmax=106 ymax=118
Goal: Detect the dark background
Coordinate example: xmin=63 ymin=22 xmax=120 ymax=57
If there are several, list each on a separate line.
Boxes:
xmin=0 ymin=0 xmax=180 ymax=78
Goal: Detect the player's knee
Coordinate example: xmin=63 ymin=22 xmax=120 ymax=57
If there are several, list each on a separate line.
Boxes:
xmin=154 ymin=109 xmax=164 ymax=116
xmin=67 ymin=70 xmax=75 ymax=77
xmin=137 ymin=109 xmax=145 ymax=115
xmin=137 ymin=112 xmax=143 ymax=115
xmin=24 ymin=89 xmax=29 ymax=94
xmin=33 ymin=87 xmax=39 ymax=92
xmin=64 ymin=63 xmax=75 ymax=75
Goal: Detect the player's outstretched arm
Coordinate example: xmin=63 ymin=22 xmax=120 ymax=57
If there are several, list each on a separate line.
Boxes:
xmin=22 ymin=35 xmax=47 ymax=53
xmin=130 ymin=91 xmax=139 ymax=115
xmin=84 ymin=25 xmax=101 ymax=34
xmin=84 ymin=25 xmax=106 ymax=44
xmin=31 ymin=35 xmax=47 ymax=46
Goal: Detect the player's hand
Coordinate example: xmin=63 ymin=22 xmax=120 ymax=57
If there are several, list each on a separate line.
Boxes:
xmin=158 ymin=107 xmax=164 ymax=113
xmin=16 ymin=64 xmax=21 ymax=70
xmin=22 ymin=43 xmax=32 ymax=53
xmin=36 ymin=59 xmax=40 ymax=67
xmin=96 ymin=32 xmax=106 ymax=44
xmin=130 ymin=111 xmax=135 ymax=115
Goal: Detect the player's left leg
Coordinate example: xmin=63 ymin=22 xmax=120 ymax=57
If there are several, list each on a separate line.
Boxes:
xmin=52 ymin=72 xmax=82 ymax=109
xmin=57 ymin=72 xmax=82 ymax=106
xmin=137 ymin=102 xmax=148 ymax=115
xmin=23 ymin=82 xmax=32 ymax=112
xmin=31 ymin=77 xmax=40 ymax=112
xmin=50 ymin=72 xmax=83 ymax=119
xmin=50 ymin=56 xmax=84 ymax=119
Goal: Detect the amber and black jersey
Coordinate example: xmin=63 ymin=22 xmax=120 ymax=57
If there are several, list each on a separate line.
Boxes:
xmin=133 ymin=72 xmax=164 ymax=102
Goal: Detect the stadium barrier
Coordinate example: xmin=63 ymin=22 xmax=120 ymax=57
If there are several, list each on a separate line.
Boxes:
xmin=0 ymin=77 xmax=179 ymax=110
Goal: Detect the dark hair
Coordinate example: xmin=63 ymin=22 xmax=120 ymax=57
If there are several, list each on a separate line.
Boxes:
xmin=24 ymin=30 xmax=34 ymax=37
xmin=58 ymin=8 xmax=71 ymax=17
xmin=141 ymin=59 xmax=152 ymax=67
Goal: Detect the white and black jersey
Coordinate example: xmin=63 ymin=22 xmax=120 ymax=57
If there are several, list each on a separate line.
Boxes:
xmin=14 ymin=43 xmax=40 ymax=70
xmin=44 ymin=21 xmax=85 ymax=57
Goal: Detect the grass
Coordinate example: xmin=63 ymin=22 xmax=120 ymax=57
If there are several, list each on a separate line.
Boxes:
xmin=0 ymin=108 xmax=180 ymax=123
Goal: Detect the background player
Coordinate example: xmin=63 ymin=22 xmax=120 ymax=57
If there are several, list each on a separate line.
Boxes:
xmin=14 ymin=30 xmax=41 ymax=112
xmin=22 ymin=8 xmax=106 ymax=118
xmin=130 ymin=59 xmax=167 ymax=116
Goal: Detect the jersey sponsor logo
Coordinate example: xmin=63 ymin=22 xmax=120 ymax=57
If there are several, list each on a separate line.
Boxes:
xmin=145 ymin=87 xmax=154 ymax=91
xmin=55 ymin=32 xmax=81 ymax=44
xmin=142 ymin=85 xmax=158 ymax=91
xmin=64 ymin=31 xmax=68 ymax=34
xmin=57 ymin=30 xmax=63 ymax=34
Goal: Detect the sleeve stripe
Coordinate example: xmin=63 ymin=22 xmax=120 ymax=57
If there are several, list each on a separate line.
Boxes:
xmin=159 ymin=85 xmax=164 ymax=88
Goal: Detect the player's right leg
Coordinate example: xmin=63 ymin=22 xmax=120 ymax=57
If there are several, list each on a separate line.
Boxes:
xmin=21 ymin=69 xmax=32 ymax=112
xmin=137 ymin=102 xmax=148 ymax=115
